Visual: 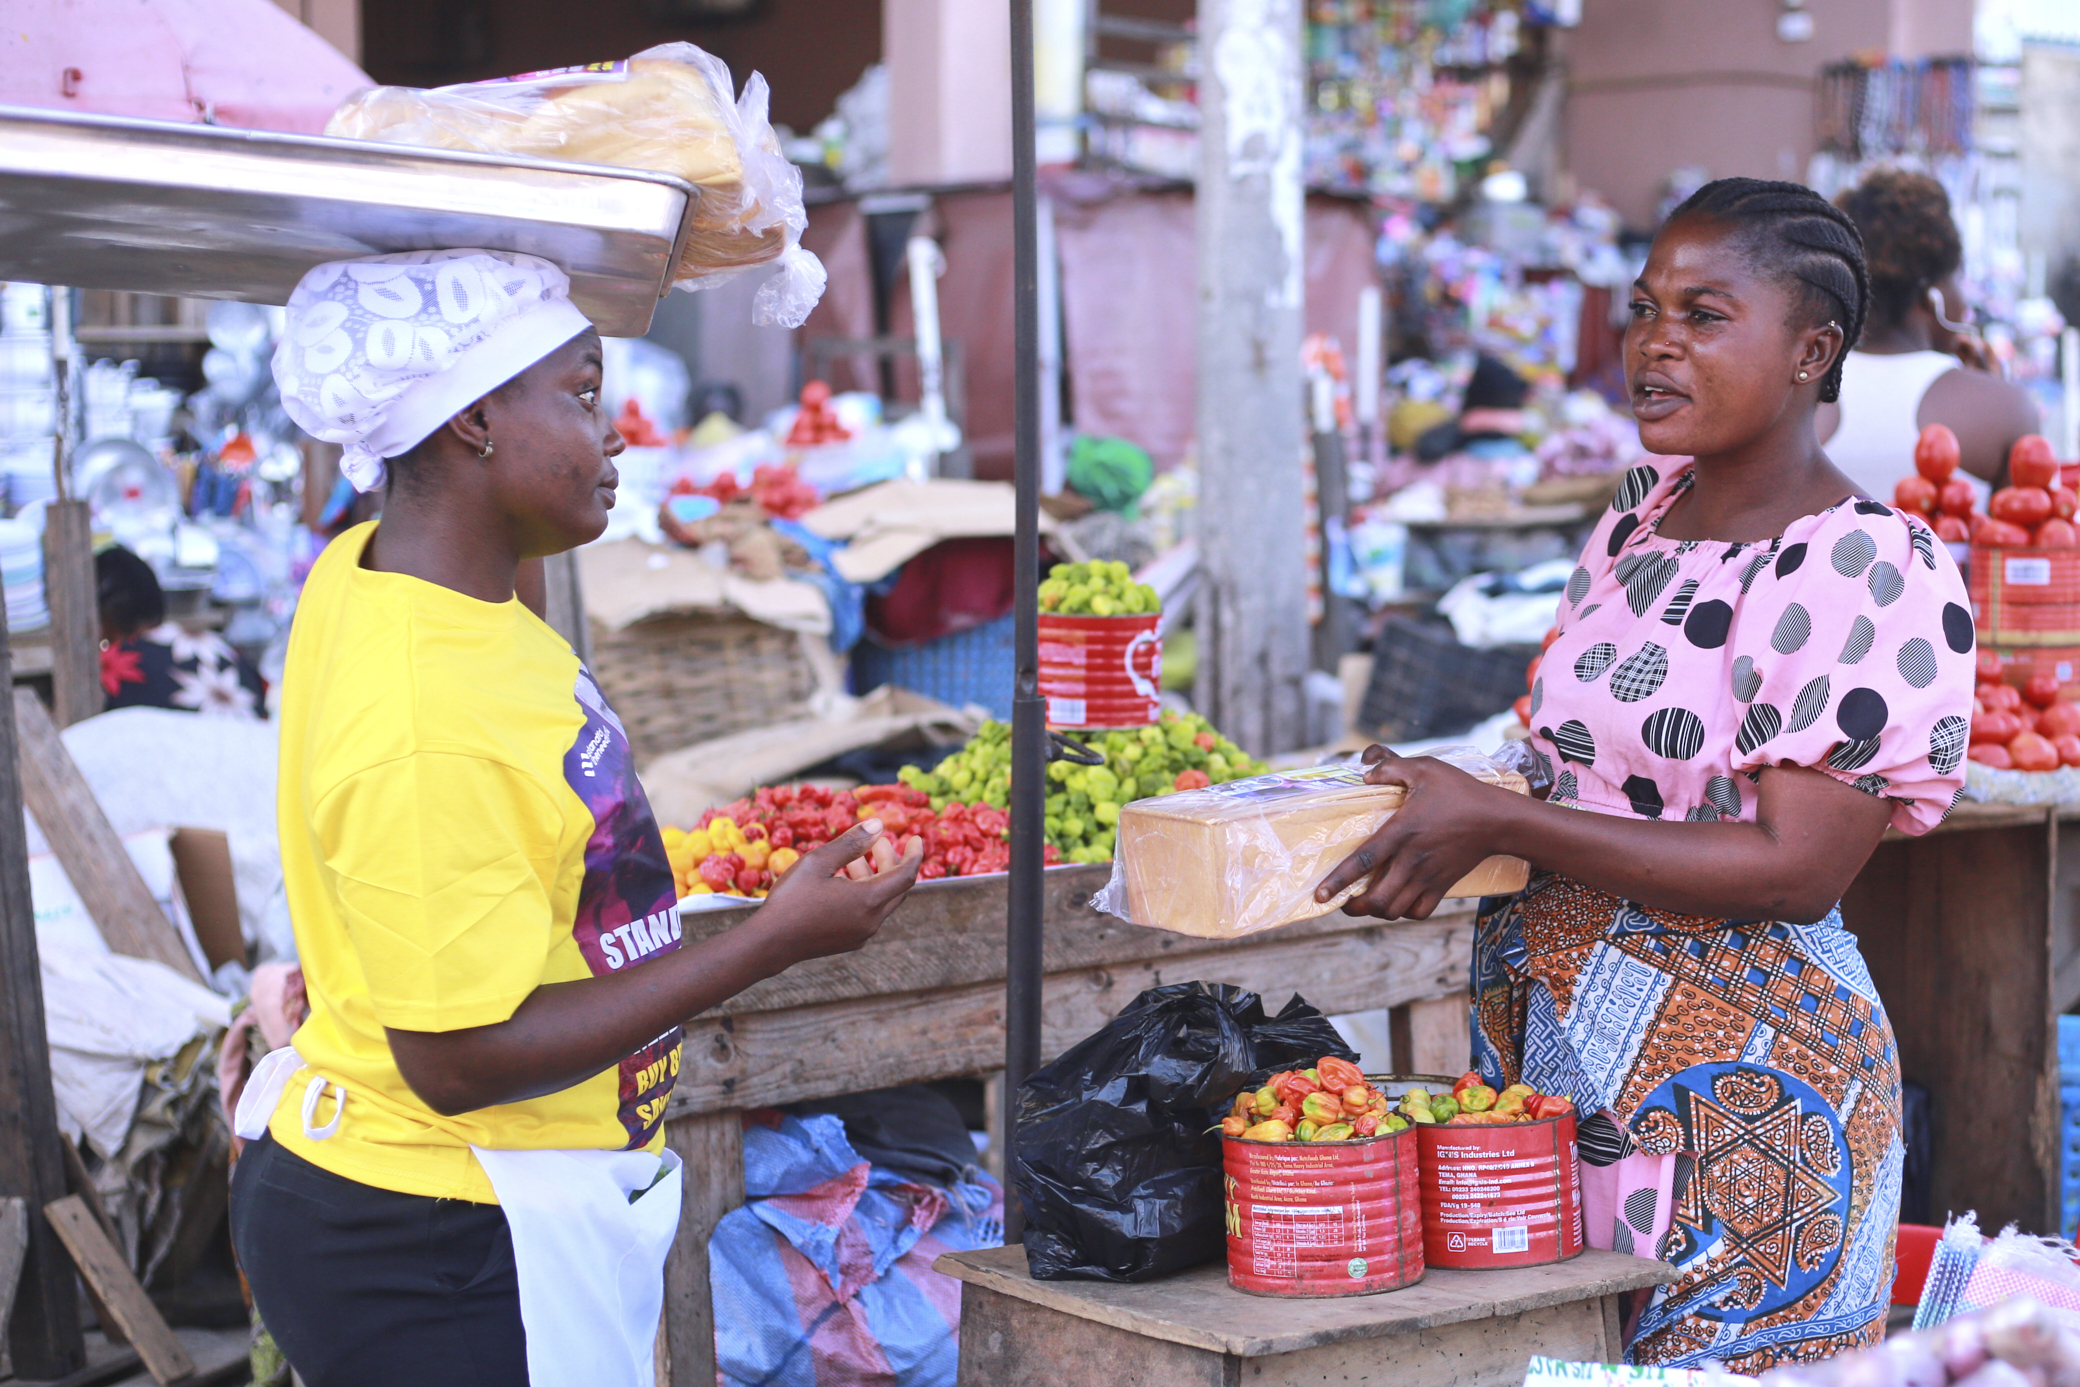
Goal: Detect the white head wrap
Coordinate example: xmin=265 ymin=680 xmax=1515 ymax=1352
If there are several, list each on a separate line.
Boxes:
xmin=271 ymin=249 xmax=593 ymax=492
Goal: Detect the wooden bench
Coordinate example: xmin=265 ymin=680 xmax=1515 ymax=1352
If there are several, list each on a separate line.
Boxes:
xmin=937 ymin=1245 xmax=1673 ymax=1387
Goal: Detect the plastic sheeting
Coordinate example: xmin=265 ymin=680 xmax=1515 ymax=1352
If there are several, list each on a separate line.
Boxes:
xmin=712 ymin=1112 xmax=1002 ymax=1387
xmin=31 ymin=828 xmax=229 ymax=1158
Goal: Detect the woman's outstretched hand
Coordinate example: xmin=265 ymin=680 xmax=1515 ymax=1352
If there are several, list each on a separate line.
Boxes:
xmin=1311 ymin=746 xmax=1523 ymax=921
xmin=752 ymin=819 xmax=922 ymax=967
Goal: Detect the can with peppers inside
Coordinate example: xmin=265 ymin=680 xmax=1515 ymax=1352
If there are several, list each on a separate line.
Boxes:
xmin=1383 ymin=1072 xmax=1584 ymax=1270
xmin=1217 ymin=1056 xmax=1425 ymax=1298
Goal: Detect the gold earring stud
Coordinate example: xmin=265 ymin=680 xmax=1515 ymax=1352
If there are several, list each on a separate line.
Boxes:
xmin=478 ymin=440 xmax=495 ymax=458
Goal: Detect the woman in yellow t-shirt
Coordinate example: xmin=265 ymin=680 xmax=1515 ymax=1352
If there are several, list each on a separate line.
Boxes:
xmin=230 ymin=250 xmax=920 ymax=1387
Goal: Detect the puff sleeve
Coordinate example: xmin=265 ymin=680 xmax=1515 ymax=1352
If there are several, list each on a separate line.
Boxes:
xmin=1724 ymin=502 xmax=1975 ymax=833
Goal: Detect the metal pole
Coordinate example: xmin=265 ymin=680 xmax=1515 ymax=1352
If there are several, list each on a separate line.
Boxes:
xmin=1003 ymin=0 xmax=1045 ymax=1244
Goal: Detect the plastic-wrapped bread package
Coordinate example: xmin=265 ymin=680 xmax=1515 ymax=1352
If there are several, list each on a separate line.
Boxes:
xmin=325 ymin=45 xmax=826 ymax=327
xmin=1092 ymin=746 xmax=1532 ymax=939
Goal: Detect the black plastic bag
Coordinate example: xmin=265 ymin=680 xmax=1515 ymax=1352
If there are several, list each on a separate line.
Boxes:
xmin=1013 ymin=980 xmax=1356 ymax=1281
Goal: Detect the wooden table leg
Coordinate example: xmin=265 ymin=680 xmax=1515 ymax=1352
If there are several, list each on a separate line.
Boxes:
xmin=660 ymin=1111 xmax=745 ymax=1387
xmin=1599 ymin=1293 xmax=1626 ymax=1363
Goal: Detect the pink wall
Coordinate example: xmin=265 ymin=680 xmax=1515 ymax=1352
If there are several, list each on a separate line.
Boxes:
xmin=1564 ymin=0 xmax=1975 ymax=230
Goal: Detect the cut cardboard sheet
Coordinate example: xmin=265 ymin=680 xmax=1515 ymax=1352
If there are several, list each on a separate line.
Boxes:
xmin=577 ymin=537 xmax=831 ymax=635
xmin=797 ymin=479 xmax=1072 ymax=584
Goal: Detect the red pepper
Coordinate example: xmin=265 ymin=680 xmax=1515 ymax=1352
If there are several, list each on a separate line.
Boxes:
xmin=1316 ymin=1057 xmax=1365 ymax=1094
xmin=769 ymin=824 xmax=794 ymax=849
xmin=698 ymin=856 xmax=733 ymax=891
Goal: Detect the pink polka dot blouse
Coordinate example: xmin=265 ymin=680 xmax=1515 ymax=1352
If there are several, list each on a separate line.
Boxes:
xmin=1529 ymin=461 xmax=1975 ymax=834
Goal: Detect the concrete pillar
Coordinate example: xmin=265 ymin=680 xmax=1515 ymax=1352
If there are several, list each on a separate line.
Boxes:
xmin=270 ymin=0 xmax=360 ymax=63
xmin=884 ymin=0 xmax=1014 ymax=185
xmin=1194 ymin=0 xmax=1310 ymax=757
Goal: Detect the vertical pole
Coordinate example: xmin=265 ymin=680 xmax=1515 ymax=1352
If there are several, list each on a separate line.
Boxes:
xmin=1004 ymin=0 xmax=1045 ymax=1244
xmin=0 ymin=605 xmax=84 ymax=1377
xmin=1194 ymin=0 xmax=1310 ymax=757
xmin=44 ymin=289 xmax=98 ymax=730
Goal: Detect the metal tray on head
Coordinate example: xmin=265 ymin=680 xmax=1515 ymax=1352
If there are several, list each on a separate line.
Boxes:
xmin=0 ymin=105 xmax=697 ymax=338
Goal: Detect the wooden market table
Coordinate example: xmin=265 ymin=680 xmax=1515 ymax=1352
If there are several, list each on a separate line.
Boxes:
xmin=936 ymin=1245 xmax=1672 ymax=1387
xmin=653 ymin=862 xmax=1479 ymax=1386
xmin=1838 ymin=798 xmax=2080 ymax=1239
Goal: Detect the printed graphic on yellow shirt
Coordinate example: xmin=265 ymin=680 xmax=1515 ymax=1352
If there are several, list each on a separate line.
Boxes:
xmin=565 ymin=667 xmax=684 ymax=1147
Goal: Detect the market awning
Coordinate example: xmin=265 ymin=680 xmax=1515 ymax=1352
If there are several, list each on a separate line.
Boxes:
xmin=0 ymin=0 xmax=370 ymax=135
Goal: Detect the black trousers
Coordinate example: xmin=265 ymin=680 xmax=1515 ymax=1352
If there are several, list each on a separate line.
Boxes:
xmin=229 ymin=1132 xmax=529 ymax=1387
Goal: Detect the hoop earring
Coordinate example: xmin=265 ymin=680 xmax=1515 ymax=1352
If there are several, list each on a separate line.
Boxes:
xmin=478 ymin=440 xmax=495 ymax=458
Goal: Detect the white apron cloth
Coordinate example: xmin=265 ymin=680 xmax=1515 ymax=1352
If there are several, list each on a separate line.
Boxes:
xmin=235 ymin=1049 xmax=685 ymax=1387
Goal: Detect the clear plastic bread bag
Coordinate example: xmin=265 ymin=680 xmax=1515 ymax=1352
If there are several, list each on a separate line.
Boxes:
xmin=1089 ymin=745 xmax=1531 ymax=940
xmin=326 ymin=44 xmax=826 ymax=328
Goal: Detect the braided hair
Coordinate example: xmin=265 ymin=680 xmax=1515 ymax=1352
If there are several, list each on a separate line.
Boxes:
xmin=1666 ymin=177 xmax=1869 ymax=404
xmin=1835 ymin=169 xmax=1962 ymax=331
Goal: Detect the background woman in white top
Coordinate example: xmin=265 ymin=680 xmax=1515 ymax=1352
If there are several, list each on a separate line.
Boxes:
xmin=1819 ymin=169 xmax=2038 ymax=501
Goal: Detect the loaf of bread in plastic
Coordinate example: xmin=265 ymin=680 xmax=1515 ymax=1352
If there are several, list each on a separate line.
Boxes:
xmin=326 ymin=47 xmax=793 ymax=286
xmin=1109 ymin=754 xmax=1531 ymax=938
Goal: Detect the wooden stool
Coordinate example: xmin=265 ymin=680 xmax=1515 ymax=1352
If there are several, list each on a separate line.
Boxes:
xmin=937 ymin=1246 xmax=1673 ymax=1387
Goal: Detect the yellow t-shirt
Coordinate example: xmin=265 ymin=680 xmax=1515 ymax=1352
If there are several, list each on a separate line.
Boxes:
xmin=269 ymin=522 xmax=684 ymax=1203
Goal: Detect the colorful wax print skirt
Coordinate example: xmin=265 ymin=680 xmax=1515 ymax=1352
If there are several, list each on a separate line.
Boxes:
xmin=1469 ymin=873 xmax=1903 ymax=1372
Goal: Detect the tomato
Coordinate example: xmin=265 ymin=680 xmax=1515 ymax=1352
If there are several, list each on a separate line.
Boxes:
xmin=2058 ymin=734 xmax=2080 ymax=769
xmin=2055 ymin=486 xmax=2079 ymax=521
xmin=2011 ymin=731 xmax=2060 ymax=773
xmin=1542 ymin=626 xmax=1561 ymax=651
xmin=1983 ymin=683 xmax=2023 ymax=713
xmin=1916 ymin=423 xmax=1961 ymax=482
xmin=2010 ymin=434 xmax=2059 ymax=490
xmin=1939 ymin=478 xmax=1978 ymax=517
xmin=1513 ymin=694 xmax=1532 ymax=725
xmin=1974 ymin=515 xmax=2035 ymax=547
xmin=1970 ymin=742 xmax=2015 ymax=769
xmin=1935 ymin=513 xmax=1972 ymax=543
xmin=2017 ymin=705 xmax=2041 ymax=735
xmin=2026 ymin=673 xmax=2063 ymax=708
xmin=1525 ymin=654 xmax=1541 ymax=692
xmin=1991 ymin=486 xmax=2055 ymax=527
xmin=1894 ymin=475 xmax=1938 ymax=515
xmin=2036 ymin=518 xmax=2080 ymax=548
xmin=2040 ymin=701 xmax=2080 ymax=737
xmin=1972 ymin=710 xmax=2023 ymax=744
xmin=1977 ymin=650 xmax=2005 ymax=685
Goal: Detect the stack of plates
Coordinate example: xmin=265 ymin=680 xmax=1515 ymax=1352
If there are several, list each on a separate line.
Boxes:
xmin=0 ymin=517 xmax=46 ymax=632
xmin=1 ymin=448 xmax=57 ymax=512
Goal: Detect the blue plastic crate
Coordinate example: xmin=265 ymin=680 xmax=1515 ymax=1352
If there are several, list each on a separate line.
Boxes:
xmin=849 ymin=612 xmax=1014 ymax=721
xmin=2063 ymin=1080 xmax=2080 ymax=1240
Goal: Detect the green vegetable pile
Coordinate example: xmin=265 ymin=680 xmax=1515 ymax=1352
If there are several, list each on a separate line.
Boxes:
xmin=1038 ymin=560 xmax=1162 ymax=616
xmin=897 ymin=711 xmax=1267 ymax=864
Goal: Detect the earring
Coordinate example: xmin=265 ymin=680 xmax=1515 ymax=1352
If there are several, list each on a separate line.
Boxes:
xmin=478 ymin=440 xmax=495 ymax=458
xmin=1797 ymin=371 xmax=1810 ymax=381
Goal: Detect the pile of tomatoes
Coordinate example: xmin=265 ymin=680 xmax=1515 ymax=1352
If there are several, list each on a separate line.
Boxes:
xmin=1896 ymin=427 xmax=2074 ymax=547
xmin=666 ymin=462 xmax=819 ymax=521
xmin=1970 ymin=654 xmax=2080 ymax=772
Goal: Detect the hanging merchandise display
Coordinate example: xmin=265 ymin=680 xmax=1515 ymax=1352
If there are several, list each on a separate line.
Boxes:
xmin=1303 ymin=0 xmax=1538 ymax=202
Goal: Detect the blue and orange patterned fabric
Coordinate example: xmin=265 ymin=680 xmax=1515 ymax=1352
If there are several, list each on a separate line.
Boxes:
xmin=1471 ymin=874 xmax=1903 ymax=1371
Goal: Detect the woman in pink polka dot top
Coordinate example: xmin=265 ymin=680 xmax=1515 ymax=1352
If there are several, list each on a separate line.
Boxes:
xmin=1318 ymin=179 xmax=1973 ymax=1371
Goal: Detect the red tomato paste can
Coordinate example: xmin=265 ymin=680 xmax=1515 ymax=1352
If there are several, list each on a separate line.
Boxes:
xmin=1221 ymin=1124 xmax=1424 ymax=1298
xmin=1971 ymin=544 xmax=2080 ymax=623
xmin=1037 ymin=613 xmax=1162 ymax=730
xmin=1415 ymin=1101 xmax=1583 ymax=1269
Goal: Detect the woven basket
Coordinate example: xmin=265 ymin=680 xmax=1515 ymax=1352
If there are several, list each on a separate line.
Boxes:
xmin=589 ymin=613 xmax=818 ymax=763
